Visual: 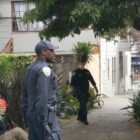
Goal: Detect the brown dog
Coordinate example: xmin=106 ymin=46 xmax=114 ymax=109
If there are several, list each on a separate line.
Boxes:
xmin=0 ymin=127 xmax=28 ymax=140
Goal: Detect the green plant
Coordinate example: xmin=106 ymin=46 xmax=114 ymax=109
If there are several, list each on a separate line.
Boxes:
xmin=0 ymin=54 xmax=34 ymax=129
xmin=57 ymin=84 xmax=79 ymax=118
xmin=73 ymin=42 xmax=93 ymax=63
xmin=122 ymin=91 xmax=140 ymax=123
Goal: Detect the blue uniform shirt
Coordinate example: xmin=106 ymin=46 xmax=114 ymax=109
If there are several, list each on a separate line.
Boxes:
xmin=21 ymin=58 xmax=57 ymax=126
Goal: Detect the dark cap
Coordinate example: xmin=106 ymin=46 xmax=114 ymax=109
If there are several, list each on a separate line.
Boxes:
xmin=35 ymin=40 xmax=59 ymax=55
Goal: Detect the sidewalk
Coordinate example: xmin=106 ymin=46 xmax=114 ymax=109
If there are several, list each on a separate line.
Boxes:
xmin=61 ymin=93 xmax=140 ymax=140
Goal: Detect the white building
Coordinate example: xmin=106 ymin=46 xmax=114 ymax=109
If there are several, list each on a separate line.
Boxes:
xmin=0 ymin=0 xmax=131 ymax=96
xmin=100 ymin=37 xmax=131 ymax=96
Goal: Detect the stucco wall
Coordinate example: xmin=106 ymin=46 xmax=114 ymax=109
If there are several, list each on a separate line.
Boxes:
xmin=100 ymin=38 xmax=131 ymax=96
xmin=12 ymin=30 xmax=98 ymax=55
xmin=100 ymin=39 xmax=118 ymax=96
xmin=0 ymin=0 xmax=11 ymax=18
xmin=86 ymin=54 xmax=99 ymax=90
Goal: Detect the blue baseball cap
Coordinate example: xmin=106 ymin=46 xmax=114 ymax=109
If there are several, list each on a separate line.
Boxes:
xmin=35 ymin=40 xmax=59 ymax=55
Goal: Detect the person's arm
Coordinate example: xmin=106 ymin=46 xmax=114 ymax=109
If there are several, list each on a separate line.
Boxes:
xmin=35 ymin=67 xmax=51 ymax=127
xmin=21 ymin=81 xmax=28 ymax=116
xmin=87 ymin=70 xmax=98 ymax=93
xmin=70 ymin=71 xmax=78 ymax=88
xmin=21 ymin=69 xmax=36 ymax=127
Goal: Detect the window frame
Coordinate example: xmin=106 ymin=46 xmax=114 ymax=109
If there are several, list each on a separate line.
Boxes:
xmin=11 ymin=1 xmax=43 ymax=32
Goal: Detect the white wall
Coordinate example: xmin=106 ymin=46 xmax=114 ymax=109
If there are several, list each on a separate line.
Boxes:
xmin=100 ymin=39 xmax=118 ymax=96
xmin=86 ymin=54 xmax=99 ymax=90
xmin=0 ymin=1 xmax=98 ymax=54
xmin=52 ymin=29 xmax=99 ymax=55
xmin=0 ymin=0 xmax=11 ymax=18
xmin=13 ymin=29 xmax=98 ymax=54
xmin=124 ymin=51 xmax=132 ymax=91
xmin=118 ymin=40 xmax=131 ymax=94
xmin=100 ymin=38 xmax=131 ymax=96
xmin=12 ymin=33 xmax=40 ymax=54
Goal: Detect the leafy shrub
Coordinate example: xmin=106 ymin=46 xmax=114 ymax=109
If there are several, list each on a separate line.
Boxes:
xmin=57 ymin=84 xmax=79 ymax=118
xmin=57 ymin=85 xmax=98 ymax=118
xmin=122 ymin=91 xmax=140 ymax=123
xmin=0 ymin=55 xmax=34 ymax=129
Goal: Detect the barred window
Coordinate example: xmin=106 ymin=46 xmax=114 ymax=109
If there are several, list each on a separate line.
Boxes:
xmin=11 ymin=1 xmax=43 ymax=32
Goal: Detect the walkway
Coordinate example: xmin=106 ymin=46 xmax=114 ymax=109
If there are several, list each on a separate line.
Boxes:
xmin=61 ymin=93 xmax=140 ymax=140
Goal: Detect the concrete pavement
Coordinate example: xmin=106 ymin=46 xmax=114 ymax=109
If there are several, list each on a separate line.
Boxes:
xmin=61 ymin=93 xmax=140 ymax=140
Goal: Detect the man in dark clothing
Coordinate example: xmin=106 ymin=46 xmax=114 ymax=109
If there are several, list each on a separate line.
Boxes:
xmin=71 ymin=62 xmax=98 ymax=125
xmin=21 ymin=40 xmax=61 ymax=140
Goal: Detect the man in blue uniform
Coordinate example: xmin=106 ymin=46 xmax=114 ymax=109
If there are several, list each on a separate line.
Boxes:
xmin=71 ymin=62 xmax=98 ymax=125
xmin=21 ymin=40 xmax=61 ymax=140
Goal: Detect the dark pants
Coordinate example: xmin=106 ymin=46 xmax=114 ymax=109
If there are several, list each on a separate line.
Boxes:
xmin=0 ymin=120 xmax=5 ymax=135
xmin=77 ymin=91 xmax=89 ymax=122
xmin=27 ymin=111 xmax=61 ymax=140
xmin=27 ymin=111 xmax=44 ymax=140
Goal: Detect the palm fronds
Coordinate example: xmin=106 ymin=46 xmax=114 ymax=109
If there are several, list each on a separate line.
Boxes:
xmin=121 ymin=91 xmax=140 ymax=123
xmin=73 ymin=42 xmax=93 ymax=63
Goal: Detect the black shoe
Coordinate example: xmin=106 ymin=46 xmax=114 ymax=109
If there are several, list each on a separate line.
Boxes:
xmin=77 ymin=118 xmax=82 ymax=121
xmin=83 ymin=121 xmax=89 ymax=125
xmin=77 ymin=118 xmax=82 ymax=122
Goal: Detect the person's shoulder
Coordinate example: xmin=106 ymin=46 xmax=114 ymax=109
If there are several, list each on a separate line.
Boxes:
xmin=73 ymin=68 xmax=81 ymax=74
xmin=84 ymin=69 xmax=91 ymax=74
xmin=72 ymin=68 xmax=79 ymax=76
xmin=28 ymin=60 xmax=48 ymax=73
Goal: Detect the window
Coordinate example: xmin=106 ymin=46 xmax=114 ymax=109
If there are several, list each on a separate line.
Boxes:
xmin=112 ymin=57 xmax=116 ymax=83
xmin=11 ymin=1 xmax=44 ymax=32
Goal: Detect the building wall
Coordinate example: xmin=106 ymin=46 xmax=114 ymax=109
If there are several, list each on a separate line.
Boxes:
xmin=86 ymin=54 xmax=99 ymax=90
xmin=100 ymin=39 xmax=118 ymax=96
xmin=0 ymin=0 xmax=131 ymax=97
xmin=0 ymin=0 xmax=11 ymax=18
xmin=118 ymin=40 xmax=131 ymax=94
xmin=100 ymin=38 xmax=131 ymax=96
xmin=0 ymin=1 xmax=99 ymax=55
xmin=0 ymin=0 xmax=12 ymax=51
xmin=13 ymin=30 xmax=99 ymax=55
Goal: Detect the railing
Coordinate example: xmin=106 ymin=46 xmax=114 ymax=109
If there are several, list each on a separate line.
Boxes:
xmin=2 ymin=37 xmax=13 ymax=54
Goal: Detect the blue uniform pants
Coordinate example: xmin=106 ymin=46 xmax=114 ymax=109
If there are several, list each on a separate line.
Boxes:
xmin=27 ymin=111 xmax=61 ymax=140
xmin=27 ymin=111 xmax=44 ymax=140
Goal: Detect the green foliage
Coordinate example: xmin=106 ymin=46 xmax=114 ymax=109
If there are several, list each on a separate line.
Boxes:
xmin=24 ymin=0 xmax=140 ymax=40
xmin=0 ymin=57 xmax=11 ymax=79
xmin=122 ymin=92 xmax=140 ymax=124
xmin=0 ymin=55 xmax=34 ymax=129
xmin=73 ymin=42 xmax=93 ymax=63
xmin=57 ymin=85 xmax=102 ymax=118
xmin=0 ymin=115 xmax=5 ymax=121
xmin=57 ymin=85 xmax=79 ymax=118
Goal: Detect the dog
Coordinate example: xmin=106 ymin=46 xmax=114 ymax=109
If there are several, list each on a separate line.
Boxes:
xmin=0 ymin=127 xmax=28 ymax=140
